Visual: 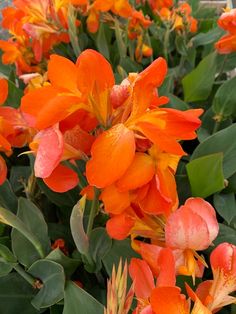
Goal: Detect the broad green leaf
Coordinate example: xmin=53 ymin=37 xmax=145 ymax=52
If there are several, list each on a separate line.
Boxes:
xmin=102 ymin=238 xmax=139 ymax=276
xmin=70 ymin=195 xmax=89 ymax=256
xmin=63 ymin=281 xmax=104 ymax=314
xmin=165 ymin=94 xmax=189 ymax=111
xmin=0 ymin=244 xmax=17 ymax=277
xmin=12 ymin=197 xmax=50 ymax=267
xmin=186 ymin=153 xmax=224 ymax=198
xmin=96 ymin=24 xmax=110 ymax=60
xmin=89 ymin=227 xmax=112 ymax=272
xmin=9 ymin=166 xmax=31 ymax=193
xmin=191 ymin=27 xmax=224 ymax=47
xmin=182 ymin=52 xmax=217 ymax=102
xmin=214 ymin=223 xmax=236 ymax=246
xmin=213 ymin=76 xmax=236 ymax=119
xmin=0 ymin=205 xmax=45 ymax=258
xmin=213 ymin=193 xmax=236 ymax=225
xmin=46 ymin=248 xmax=80 ymax=278
xmin=0 ymin=273 xmax=38 ymax=314
xmin=0 ymin=180 xmax=18 ymax=213
xmin=192 ymin=124 xmax=236 ymax=178
xmin=175 ymin=35 xmax=188 ymax=56
xmin=29 ymin=260 xmax=65 ymax=309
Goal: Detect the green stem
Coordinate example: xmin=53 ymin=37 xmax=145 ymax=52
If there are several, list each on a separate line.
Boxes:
xmin=212 ymin=121 xmax=220 ymax=134
xmin=14 ymin=264 xmax=37 ymax=287
xmin=163 ymin=26 xmax=170 ymax=61
xmin=86 ymin=188 xmax=100 ymax=236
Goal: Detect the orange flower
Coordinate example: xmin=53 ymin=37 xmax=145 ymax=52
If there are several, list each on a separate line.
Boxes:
xmin=215 ymin=9 xmax=236 ymax=54
xmin=195 ymin=242 xmax=236 ymax=312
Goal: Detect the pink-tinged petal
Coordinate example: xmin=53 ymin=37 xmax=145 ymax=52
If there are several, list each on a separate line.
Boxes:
xmin=48 ymin=54 xmax=78 ymax=92
xmin=116 ymin=152 xmax=155 ymax=191
xmin=86 ymin=124 xmax=135 ymax=188
xmin=33 ymin=126 xmax=64 ymax=178
xmin=43 ymin=164 xmax=79 ymax=192
xmin=0 ymin=155 xmax=7 ymax=185
xmin=156 ymin=248 xmax=176 ymax=287
xmin=129 ymin=258 xmax=155 ymax=299
xmin=185 ymin=198 xmax=219 ymax=243
xmin=76 ymin=49 xmax=114 ymax=95
xmin=165 ymin=206 xmax=211 ymax=250
xmin=106 ymin=211 xmax=135 ymax=240
xmin=150 ymin=286 xmax=189 ymax=314
xmin=100 ymin=184 xmax=130 ymax=214
xmin=210 ymin=242 xmax=236 ymax=276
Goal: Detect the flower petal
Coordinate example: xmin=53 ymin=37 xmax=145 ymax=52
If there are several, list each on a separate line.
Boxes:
xmin=0 ymin=78 xmax=8 ymax=105
xmin=0 ymin=155 xmax=7 ymax=185
xmin=43 ymin=164 xmax=79 ymax=192
xmin=86 ymin=124 xmax=135 ymax=188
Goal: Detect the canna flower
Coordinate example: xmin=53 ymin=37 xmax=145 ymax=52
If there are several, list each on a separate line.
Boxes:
xmin=215 ymin=8 xmax=236 ymax=54
xmin=104 ymin=260 xmax=134 ymax=314
xmin=173 ymin=3 xmax=198 ymax=33
xmin=165 ymin=198 xmax=219 ymax=281
xmin=196 ymin=242 xmax=236 ymax=312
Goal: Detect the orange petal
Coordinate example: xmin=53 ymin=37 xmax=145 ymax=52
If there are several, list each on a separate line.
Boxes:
xmin=186 ymin=284 xmax=212 ymax=314
xmin=43 ymin=164 xmax=79 ymax=192
xmin=76 ymin=49 xmax=114 ymax=95
xmin=0 ymin=155 xmax=7 ymax=185
xmin=86 ymin=124 xmax=135 ymax=188
xmin=116 ymin=152 xmax=155 ymax=191
xmin=0 ymin=78 xmax=8 ymax=105
xmin=33 ymin=126 xmax=64 ymax=178
xmin=129 ymin=258 xmax=155 ymax=299
xmin=48 ymin=54 xmax=78 ymax=92
xmin=150 ymin=286 xmax=189 ymax=314
xmin=106 ymin=211 xmax=134 ymax=240
xmin=100 ymin=184 xmax=130 ymax=214
xmin=156 ymin=248 xmax=176 ymax=287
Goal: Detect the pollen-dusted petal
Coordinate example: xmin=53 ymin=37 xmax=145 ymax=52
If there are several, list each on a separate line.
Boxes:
xmin=106 ymin=211 xmax=134 ymax=240
xmin=48 ymin=54 xmax=78 ymax=92
xmin=185 ymin=198 xmax=219 ymax=243
xmin=129 ymin=258 xmax=155 ymax=299
xmin=0 ymin=155 xmax=7 ymax=185
xmin=150 ymin=287 xmax=189 ymax=314
xmin=76 ymin=49 xmax=115 ymax=94
xmin=100 ymin=184 xmax=130 ymax=214
xmin=116 ymin=152 xmax=155 ymax=191
xmin=43 ymin=164 xmax=79 ymax=193
xmin=0 ymin=78 xmax=8 ymax=105
xmin=165 ymin=206 xmax=211 ymax=250
xmin=86 ymin=124 xmax=135 ymax=188
xmin=210 ymin=242 xmax=236 ymax=276
xmin=34 ymin=126 xmax=64 ymax=178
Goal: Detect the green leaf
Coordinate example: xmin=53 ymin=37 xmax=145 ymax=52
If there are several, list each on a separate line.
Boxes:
xmin=0 ymin=180 xmax=18 ymax=213
xmin=192 ymin=124 xmax=236 ymax=178
xmin=213 ymin=76 xmax=236 ymax=119
xmin=175 ymin=35 xmax=188 ymax=56
xmin=191 ymin=27 xmax=224 ymax=47
xmin=12 ymin=197 xmax=50 ymax=267
xmin=0 ymin=273 xmax=38 ymax=314
xmin=29 ymin=260 xmax=65 ymax=309
xmin=46 ymin=248 xmax=80 ymax=278
xmin=0 ymin=204 xmax=45 ymax=259
xmin=63 ymin=281 xmax=104 ymax=314
xmin=9 ymin=166 xmax=31 ymax=193
xmin=70 ymin=196 xmax=89 ymax=256
xmin=0 ymin=244 xmax=17 ymax=277
xmin=89 ymin=227 xmax=112 ymax=272
xmin=214 ymin=223 xmax=236 ymax=246
xmin=37 ymin=178 xmax=79 ymax=207
xmin=213 ymin=193 xmax=236 ymax=225
xmin=102 ymin=238 xmax=139 ymax=276
xmin=165 ymin=94 xmax=189 ymax=111
xmin=3 ymin=80 xmax=23 ymax=108
xmin=186 ymin=153 xmax=224 ymax=198
xmin=182 ymin=52 xmax=217 ymax=102
xmin=96 ymin=24 xmax=110 ymax=60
